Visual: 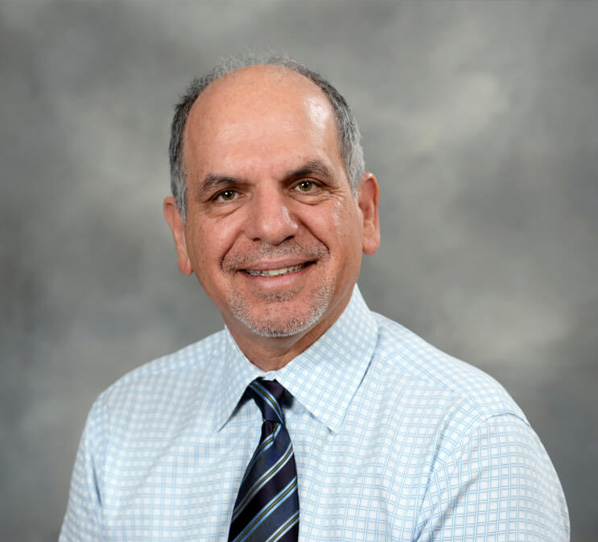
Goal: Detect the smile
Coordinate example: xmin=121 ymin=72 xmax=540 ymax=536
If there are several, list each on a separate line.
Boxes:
xmin=244 ymin=263 xmax=308 ymax=277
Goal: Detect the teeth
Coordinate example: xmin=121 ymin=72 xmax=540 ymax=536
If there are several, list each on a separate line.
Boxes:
xmin=245 ymin=264 xmax=306 ymax=277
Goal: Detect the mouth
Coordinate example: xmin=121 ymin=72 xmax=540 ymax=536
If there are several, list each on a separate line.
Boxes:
xmin=243 ymin=262 xmax=312 ymax=277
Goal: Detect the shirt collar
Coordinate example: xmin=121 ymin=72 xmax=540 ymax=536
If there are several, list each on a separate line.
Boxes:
xmin=213 ymin=285 xmax=378 ymax=433
xmin=213 ymin=329 xmax=264 ymax=432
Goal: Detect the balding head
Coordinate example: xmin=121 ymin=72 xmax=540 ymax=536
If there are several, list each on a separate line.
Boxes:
xmin=169 ymin=55 xmax=364 ymax=222
xmin=183 ymin=65 xmax=341 ymax=194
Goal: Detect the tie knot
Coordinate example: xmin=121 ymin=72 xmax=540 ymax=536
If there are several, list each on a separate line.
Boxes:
xmin=247 ymin=379 xmax=286 ymax=424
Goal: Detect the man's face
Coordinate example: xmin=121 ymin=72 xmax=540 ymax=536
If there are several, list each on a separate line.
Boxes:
xmin=165 ymin=66 xmax=379 ymax=350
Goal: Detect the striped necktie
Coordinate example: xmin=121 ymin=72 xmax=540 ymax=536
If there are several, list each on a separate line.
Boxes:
xmin=228 ymin=379 xmax=300 ymax=542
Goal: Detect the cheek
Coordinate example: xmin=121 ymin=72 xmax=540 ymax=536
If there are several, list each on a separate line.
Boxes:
xmin=301 ymin=201 xmax=362 ymax=261
xmin=186 ymin=220 xmax=236 ymax=270
xmin=329 ymin=200 xmax=363 ymax=250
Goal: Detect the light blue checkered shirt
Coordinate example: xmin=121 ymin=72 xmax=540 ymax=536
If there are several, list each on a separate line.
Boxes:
xmin=60 ymin=286 xmax=569 ymax=541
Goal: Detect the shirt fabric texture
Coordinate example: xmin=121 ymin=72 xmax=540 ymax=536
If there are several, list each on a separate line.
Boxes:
xmin=60 ymin=286 xmax=570 ymax=541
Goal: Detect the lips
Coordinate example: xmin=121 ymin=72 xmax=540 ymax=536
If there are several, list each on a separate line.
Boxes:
xmin=244 ymin=263 xmax=308 ymax=277
xmin=222 ymin=242 xmax=329 ymax=277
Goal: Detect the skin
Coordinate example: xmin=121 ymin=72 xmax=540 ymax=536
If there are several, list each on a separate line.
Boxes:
xmin=164 ymin=65 xmax=380 ymax=371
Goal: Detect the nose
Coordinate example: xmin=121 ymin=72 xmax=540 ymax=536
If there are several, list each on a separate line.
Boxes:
xmin=245 ymin=185 xmax=299 ymax=245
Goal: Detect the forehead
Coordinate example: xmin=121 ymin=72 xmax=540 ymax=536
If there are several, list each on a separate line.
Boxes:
xmin=183 ymin=66 xmax=340 ymax=171
xmin=192 ymin=65 xmax=333 ymax=122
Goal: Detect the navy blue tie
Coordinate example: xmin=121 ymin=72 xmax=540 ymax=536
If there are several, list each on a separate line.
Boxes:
xmin=228 ymin=379 xmax=300 ymax=542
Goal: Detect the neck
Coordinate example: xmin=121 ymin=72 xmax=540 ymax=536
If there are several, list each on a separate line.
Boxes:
xmin=223 ymin=295 xmax=352 ymax=372
xmin=232 ymin=332 xmax=315 ymax=371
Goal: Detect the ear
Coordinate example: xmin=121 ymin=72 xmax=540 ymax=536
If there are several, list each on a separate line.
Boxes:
xmin=357 ymin=173 xmax=381 ymax=255
xmin=163 ymin=197 xmax=193 ymax=275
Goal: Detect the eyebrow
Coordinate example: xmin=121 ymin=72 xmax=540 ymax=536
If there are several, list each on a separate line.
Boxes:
xmin=284 ymin=160 xmax=336 ymax=183
xmin=196 ymin=173 xmax=245 ymax=199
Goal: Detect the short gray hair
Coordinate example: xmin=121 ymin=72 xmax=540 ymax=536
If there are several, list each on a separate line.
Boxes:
xmin=168 ymin=53 xmax=365 ymax=222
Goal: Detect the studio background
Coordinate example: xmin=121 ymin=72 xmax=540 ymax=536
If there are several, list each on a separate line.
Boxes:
xmin=1 ymin=1 xmax=596 ymax=540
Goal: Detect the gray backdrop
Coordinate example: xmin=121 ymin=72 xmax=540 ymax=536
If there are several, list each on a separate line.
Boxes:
xmin=1 ymin=1 xmax=596 ymax=540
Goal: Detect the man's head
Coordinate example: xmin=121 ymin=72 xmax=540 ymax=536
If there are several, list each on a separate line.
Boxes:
xmin=164 ymin=55 xmax=380 ymax=366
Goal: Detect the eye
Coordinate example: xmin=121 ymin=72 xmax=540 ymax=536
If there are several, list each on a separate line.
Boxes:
xmin=295 ymin=180 xmax=316 ymax=193
xmin=216 ymin=189 xmax=238 ymax=202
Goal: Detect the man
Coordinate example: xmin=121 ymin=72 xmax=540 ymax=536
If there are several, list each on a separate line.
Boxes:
xmin=60 ymin=55 xmax=569 ymax=541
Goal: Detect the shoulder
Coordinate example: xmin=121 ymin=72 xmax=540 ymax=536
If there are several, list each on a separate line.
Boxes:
xmin=368 ymin=314 xmax=570 ymax=533
xmin=370 ymin=312 xmax=527 ymax=428
xmin=89 ymin=330 xmax=226 ymax=424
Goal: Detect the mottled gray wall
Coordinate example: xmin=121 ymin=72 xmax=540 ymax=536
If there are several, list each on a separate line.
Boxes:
xmin=1 ymin=1 xmax=596 ymax=540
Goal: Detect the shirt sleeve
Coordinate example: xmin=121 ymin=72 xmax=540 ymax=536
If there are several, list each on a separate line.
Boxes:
xmin=416 ymin=414 xmax=570 ymax=541
xmin=59 ymin=398 xmax=107 ymax=542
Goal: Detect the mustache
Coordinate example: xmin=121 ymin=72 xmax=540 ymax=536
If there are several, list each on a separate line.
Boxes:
xmin=222 ymin=241 xmax=329 ymax=271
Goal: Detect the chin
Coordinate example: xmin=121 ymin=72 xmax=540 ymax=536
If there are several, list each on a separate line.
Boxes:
xmin=240 ymin=314 xmax=323 ymax=338
xmin=228 ymin=285 xmax=334 ymax=338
